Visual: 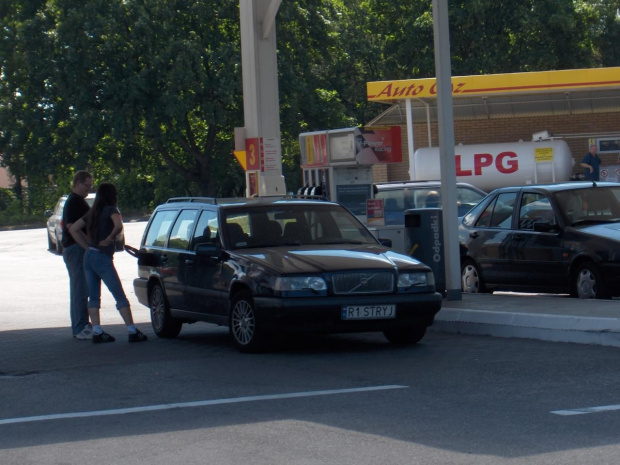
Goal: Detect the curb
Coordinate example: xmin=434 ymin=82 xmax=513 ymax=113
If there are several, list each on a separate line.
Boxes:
xmin=432 ymin=308 xmax=620 ymax=348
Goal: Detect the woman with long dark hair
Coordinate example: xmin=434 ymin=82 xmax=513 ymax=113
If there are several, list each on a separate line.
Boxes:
xmin=69 ymin=183 xmax=147 ymax=343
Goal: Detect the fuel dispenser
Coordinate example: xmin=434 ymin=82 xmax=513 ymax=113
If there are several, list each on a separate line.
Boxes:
xmin=299 ymin=126 xmax=402 ymax=221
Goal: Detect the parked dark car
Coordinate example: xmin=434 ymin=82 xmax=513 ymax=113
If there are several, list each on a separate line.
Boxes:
xmin=131 ymin=196 xmax=442 ymax=352
xmin=45 ymin=193 xmax=95 ymax=254
xmin=459 ymin=181 xmax=620 ymax=299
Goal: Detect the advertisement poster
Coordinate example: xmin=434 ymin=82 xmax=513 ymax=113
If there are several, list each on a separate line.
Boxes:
xmin=248 ymin=172 xmax=258 ymax=196
xmin=301 ymin=134 xmax=328 ymax=167
xmin=366 ymin=199 xmax=385 ymax=227
xmin=354 ymin=126 xmax=402 ymax=165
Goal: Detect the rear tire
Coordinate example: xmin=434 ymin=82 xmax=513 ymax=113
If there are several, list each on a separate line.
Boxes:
xmin=149 ymin=283 xmax=182 ymax=338
xmin=55 ymin=231 xmax=64 ymax=255
xmin=230 ymin=291 xmax=265 ymax=353
xmin=383 ymin=326 xmax=427 ymax=345
xmin=48 ymin=232 xmax=56 ymax=252
xmin=461 ymin=259 xmax=486 ymax=293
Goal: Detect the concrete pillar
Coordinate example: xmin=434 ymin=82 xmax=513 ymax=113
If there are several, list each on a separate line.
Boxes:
xmin=239 ymin=0 xmax=286 ymax=195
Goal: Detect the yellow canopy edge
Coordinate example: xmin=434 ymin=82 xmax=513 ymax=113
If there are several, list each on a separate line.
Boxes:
xmin=367 ymin=67 xmax=620 ymax=102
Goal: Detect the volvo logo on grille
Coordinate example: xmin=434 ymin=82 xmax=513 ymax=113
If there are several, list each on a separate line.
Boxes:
xmin=360 ymin=277 xmax=369 ymax=285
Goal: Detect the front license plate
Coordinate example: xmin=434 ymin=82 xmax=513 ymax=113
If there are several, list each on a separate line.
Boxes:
xmin=341 ymin=305 xmax=396 ymax=320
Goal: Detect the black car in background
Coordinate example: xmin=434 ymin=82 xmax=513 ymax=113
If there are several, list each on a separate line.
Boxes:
xmin=131 ymin=196 xmax=442 ymax=352
xmin=459 ymin=182 xmax=620 ymax=299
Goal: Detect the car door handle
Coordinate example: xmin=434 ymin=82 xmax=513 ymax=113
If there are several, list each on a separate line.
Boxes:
xmin=161 ymin=254 xmax=168 ymax=263
xmin=185 ymin=259 xmax=194 ymax=266
xmin=469 ymin=232 xmax=479 ymax=239
xmin=513 ymin=234 xmax=523 ymax=241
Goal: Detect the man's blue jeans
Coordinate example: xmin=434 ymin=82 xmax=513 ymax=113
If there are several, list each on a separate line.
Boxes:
xmin=84 ymin=248 xmax=130 ymax=310
xmin=62 ymin=244 xmax=89 ymax=336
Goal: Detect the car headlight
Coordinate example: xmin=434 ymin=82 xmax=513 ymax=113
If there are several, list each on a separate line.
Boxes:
xmin=274 ymin=276 xmax=328 ymax=292
xmin=398 ymin=271 xmax=434 ymax=289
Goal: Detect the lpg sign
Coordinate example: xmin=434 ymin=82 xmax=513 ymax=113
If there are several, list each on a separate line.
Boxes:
xmin=413 ymin=140 xmax=573 ymax=191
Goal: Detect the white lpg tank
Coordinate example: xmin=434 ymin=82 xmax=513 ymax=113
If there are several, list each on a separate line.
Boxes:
xmin=412 ymin=140 xmax=574 ymax=191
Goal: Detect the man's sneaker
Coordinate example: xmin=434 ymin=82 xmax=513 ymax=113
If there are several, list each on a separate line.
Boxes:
xmin=128 ymin=329 xmax=148 ymax=343
xmin=92 ymin=331 xmax=116 ymax=343
xmin=74 ymin=323 xmax=93 ymax=340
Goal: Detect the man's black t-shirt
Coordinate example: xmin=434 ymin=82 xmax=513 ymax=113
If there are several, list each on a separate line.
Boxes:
xmin=61 ymin=193 xmax=90 ymax=248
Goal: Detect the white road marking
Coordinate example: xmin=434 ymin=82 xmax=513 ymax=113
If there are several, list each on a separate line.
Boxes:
xmin=0 ymin=385 xmax=408 ymax=426
xmin=551 ymin=404 xmax=620 ymax=416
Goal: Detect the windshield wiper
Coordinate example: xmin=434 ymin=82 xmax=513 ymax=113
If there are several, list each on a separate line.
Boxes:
xmin=315 ymin=239 xmax=366 ymax=245
xmin=571 ymin=218 xmax=616 ymax=226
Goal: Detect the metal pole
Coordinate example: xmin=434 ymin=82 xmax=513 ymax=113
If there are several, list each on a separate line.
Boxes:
xmin=432 ymin=0 xmax=461 ymax=300
xmin=406 ymin=98 xmax=415 ymax=180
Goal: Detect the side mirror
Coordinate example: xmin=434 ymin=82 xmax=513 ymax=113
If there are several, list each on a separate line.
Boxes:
xmin=378 ymin=238 xmax=393 ymax=248
xmin=45 ymin=210 xmax=53 ymax=218
xmin=533 ymin=221 xmax=558 ymax=233
xmin=195 ymin=242 xmax=223 ymax=259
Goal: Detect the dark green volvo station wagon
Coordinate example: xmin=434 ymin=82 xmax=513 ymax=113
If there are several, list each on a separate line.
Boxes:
xmin=131 ymin=196 xmax=442 ymax=352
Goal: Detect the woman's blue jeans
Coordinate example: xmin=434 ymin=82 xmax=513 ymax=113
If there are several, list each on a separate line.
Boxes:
xmin=84 ymin=248 xmax=129 ymax=310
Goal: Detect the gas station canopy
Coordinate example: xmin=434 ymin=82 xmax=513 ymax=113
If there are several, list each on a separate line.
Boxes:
xmin=367 ymin=67 xmax=620 ymax=124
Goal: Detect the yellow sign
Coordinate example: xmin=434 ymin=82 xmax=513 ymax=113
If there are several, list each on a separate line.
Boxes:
xmin=367 ymin=67 xmax=620 ymax=102
xmin=233 ymin=150 xmax=247 ymax=171
xmin=535 ymin=147 xmax=554 ymax=162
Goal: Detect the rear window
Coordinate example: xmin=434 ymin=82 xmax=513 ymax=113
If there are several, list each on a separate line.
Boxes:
xmin=375 ymin=185 xmax=485 ymax=225
xmin=144 ymin=210 xmax=179 ymax=247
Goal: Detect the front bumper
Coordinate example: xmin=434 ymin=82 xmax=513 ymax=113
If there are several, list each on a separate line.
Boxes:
xmin=253 ymin=292 xmax=443 ymax=333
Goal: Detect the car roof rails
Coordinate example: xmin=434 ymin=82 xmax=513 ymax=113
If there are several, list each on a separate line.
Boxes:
xmin=166 ymin=197 xmax=217 ymax=204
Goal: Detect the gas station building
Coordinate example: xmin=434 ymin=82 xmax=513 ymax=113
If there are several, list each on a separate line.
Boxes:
xmin=365 ymin=67 xmax=620 ymax=184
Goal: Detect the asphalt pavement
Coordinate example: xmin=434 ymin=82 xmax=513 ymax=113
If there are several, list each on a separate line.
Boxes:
xmin=1 ymin=222 xmax=619 ymax=363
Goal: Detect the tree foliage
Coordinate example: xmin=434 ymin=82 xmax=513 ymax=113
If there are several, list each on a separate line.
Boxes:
xmin=1 ymin=0 xmax=618 ymax=216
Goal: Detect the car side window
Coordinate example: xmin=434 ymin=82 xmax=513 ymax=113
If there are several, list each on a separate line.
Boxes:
xmin=191 ymin=210 xmax=219 ymax=249
xmin=475 ymin=192 xmax=516 ymax=228
xmin=168 ymin=209 xmax=198 ymax=250
xmin=55 ymin=199 xmax=66 ymax=215
xmin=144 ymin=210 xmax=179 ymax=247
xmin=518 ymin=193 xmax=556 ymax=230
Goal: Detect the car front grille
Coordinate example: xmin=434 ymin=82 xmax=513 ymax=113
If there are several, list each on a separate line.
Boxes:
xmin=331 ymin=272 xmax=394 ymax=295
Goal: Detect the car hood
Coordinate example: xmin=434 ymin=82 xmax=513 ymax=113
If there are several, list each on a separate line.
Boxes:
xmin=235 ymin=244 xmax=427 ymax=274
xmin=573 ymin=222 xmax=620 ymax=241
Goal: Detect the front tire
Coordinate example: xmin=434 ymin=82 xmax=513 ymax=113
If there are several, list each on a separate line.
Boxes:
xmin=149 ymin=283 xmax=182 ymax=338
xmin=461 ymin=259 xmax=486 ymax=293
xmin=229 ymin=291 xmax=264 ymax=353
xmin=383 ymin=326 xmax=427 ymax=345
xmin=573 ymin=262 xmax=609 ymax=299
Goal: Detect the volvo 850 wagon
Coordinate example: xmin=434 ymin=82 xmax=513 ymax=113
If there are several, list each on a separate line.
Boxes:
xmin=131 ymin=196 xmax=442 ymax=352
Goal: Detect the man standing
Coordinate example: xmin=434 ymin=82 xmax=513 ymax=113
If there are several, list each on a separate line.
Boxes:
xmin=581 ymin=144 xmax=602 ymax=181
xmin=62 ymin=170 xmax=94 ymax=339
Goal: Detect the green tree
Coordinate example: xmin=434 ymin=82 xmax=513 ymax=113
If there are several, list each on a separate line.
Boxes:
xmin=1 ymin=0 xmax=618 ymax=215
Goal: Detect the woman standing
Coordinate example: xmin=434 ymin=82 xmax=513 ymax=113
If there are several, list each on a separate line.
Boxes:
xmin=69 ymin=183 xmax=147 ymax=343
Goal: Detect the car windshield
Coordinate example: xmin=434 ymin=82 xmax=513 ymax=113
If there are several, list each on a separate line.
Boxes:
xmin=223 ymin=203 xmax=379 ymax=249
xmin=375 ymin=185 xmax=486 ymax=225
xmin=555 ymin=186 xmax=620 ymax=225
